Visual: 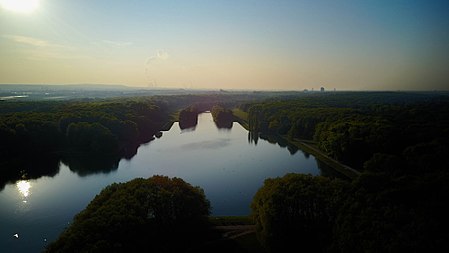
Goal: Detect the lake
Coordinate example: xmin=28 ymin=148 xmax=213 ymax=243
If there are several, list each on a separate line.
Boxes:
xmin=0 ymin=113 xmax=337 ymax=252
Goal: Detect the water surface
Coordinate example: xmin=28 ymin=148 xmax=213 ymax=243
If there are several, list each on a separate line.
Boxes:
xmin=0 ymin=113 xmax=326 ymax=252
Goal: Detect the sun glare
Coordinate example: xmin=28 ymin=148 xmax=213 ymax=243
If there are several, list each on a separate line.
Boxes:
xmin=17 ymin=180 xmax=31 ymax=198
xmin=0 ymin=0 xmax=39 ymax=14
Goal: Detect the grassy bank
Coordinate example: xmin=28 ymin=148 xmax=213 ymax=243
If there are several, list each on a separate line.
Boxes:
xmin=232 ymin=108 xmax=250 ymax=130
xmin=285 ymin=137 xmax=360 ymax=179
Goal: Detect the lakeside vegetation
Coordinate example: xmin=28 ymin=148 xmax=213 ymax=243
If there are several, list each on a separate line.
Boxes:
xmin=45 ymin=176 xmax=211 ymax=252
xmin=242 ymin=92 xmax=449 ymax=252
xmin=211 ymin=105 xmax=234 ymax=129
xmin=1 ymin=91 xmax=448 ymax=252
xmin=0 ymin=93 xmax=257 ymax=189
xmin=243 ymin=91 xmax=449 ymax=171
xmin=0 ymin=97 xmax=169 ymax=188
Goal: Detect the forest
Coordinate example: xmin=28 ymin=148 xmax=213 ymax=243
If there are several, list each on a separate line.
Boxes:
xmin=1 ymin=91 xmax=448 ymax=252
xmin=0 ymin=93 xmax=256 ymax=189
xmin=244 ymin=92 xmax=449 ymax=252
xmin=245 ymin=92 xmax=449 ymax=171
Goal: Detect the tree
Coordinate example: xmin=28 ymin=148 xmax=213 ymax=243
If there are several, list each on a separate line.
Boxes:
xmin=211 ymin=105 xmax=234 ymax=129
xmin=334 ymin=172 xmax=449 ymax=252
xmin=46 ymin=176 xmax=211 ymax=252
xmin=66 ymin=122 xmax=118 ymax=154
xmin=251 ymin=173 xmax=347 ymax=252
xmin=179 ymin=106 xmax=199 ymax=129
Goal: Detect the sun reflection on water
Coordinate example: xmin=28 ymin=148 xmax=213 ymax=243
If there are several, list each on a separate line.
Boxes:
xmin=16 ymin=180 xmax=31 ymax=198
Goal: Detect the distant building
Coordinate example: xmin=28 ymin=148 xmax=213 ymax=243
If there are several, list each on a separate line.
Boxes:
xmin=320 ymin=87 xmax=325 ymax=92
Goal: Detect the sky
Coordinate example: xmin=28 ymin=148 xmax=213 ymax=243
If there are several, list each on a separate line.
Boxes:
xmin=0 ymin=0 xmax=448 ymax=91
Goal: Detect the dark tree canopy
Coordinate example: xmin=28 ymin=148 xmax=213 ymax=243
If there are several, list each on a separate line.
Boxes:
xmin=244 ymin=92 xmax=449 ymax=170
xmin=211 ymin=105 xmax=234 ymax=129
xmin=334 ymin=172 xmax=449 ymax=252
xmin=252 ymin=171 xmax=449 ymax=253
xmin=178 ymin=106 xmax=199 ymax=129
xmin=45 ymin=176 xmax=211 ymax=253
xmin=251 ymin=173 xmax=348 ymax=252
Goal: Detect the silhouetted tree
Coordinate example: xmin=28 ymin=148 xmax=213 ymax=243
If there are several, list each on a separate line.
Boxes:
xmin=46 ymin=176 xmax=211 ymax=252
xmin=251 ymin=173 xmax=347 ymax=252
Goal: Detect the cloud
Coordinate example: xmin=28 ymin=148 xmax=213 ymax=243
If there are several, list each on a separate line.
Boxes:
xmin=2 ymin=34 xmax=69 ymax=49
xmin=3 ymin=34 xmax=50 ymax=47
xmin=102 ymin=40 xmax=133 ymax=47
xmin=2 ymin=34 xmax=88 ymax=60
xmin=146 ymin=50 xmax=169 ymax=64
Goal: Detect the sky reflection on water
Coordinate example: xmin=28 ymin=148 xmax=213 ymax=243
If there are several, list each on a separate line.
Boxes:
xmin=0 ymin=113 xmax=325 ymax=252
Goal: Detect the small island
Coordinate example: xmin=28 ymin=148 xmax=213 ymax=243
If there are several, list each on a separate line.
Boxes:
xmin=211 ymin=105 xmax=234 ymax=129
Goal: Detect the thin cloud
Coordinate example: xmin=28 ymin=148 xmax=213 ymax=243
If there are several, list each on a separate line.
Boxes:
xmin=102 ymin=40 xmax=133 ymax=47
xmin=2 ymin=34 xmax=69 ymax=49
xmin=3 ymin=34 xmax=50 ymax=47
xmin=2 ymin=34 xmax=88 ymax=60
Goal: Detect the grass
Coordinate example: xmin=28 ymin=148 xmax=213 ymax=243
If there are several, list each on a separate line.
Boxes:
xmin=160 ymin=121 xmax=174 ymax=131
xmin=232 ymin=109 xmax=249 ymax=130
xmin=230 ymin=107 xmax=359 ymax=178
xmin=285 ymin=137 xmax=360 ymax=179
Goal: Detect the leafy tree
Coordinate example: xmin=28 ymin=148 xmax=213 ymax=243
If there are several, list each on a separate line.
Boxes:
xmin=66 ymin=122 xmax=118 ymax=154
xmin=179 ymin=106 xmax=199 ymax=129
xmin=46 ymin=176 xmax=211 ymax=252
xmin=334 ymin=172 xmax=449 ymax=252
xmin=211 ymin=105 xmax=234 ymax=129
xmin=251 ymin=173 xmax=347 ymax=252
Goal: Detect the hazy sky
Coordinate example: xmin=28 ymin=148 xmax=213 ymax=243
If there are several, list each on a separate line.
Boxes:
xmin=1 ymin=0 xmax=448 ymax=90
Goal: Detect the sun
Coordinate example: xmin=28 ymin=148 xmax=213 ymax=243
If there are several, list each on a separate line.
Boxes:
xmin=0 ymin=0 xmax=40 ymax=14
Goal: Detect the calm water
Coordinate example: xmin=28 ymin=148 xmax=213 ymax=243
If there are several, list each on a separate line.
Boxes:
xmin=0 ymin=113 xmax=328 ymax=252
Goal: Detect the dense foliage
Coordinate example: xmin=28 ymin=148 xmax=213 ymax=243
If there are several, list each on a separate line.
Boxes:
xmin=211 ymin=105 xmax=234 ymax=129
xmin=0 ymin=97 xmax=172 ymax=189
xmin=252 ymin=172 xmax=449 ymax=252
xmin=247 ymin=92 xmax=449 ymax=252
xmin=178 ymin=106 xmax=199 ymax=129
xmin=0 ymin=98 xmax=165 ymax=157
xmin=252 ymin=174 xmax=347 ymax=252
xmin=334 ymin=172 xmax=449 ymax=252
xmin=45 ymin=176 xmax=211 ymax=252
xmin=245 ymin=92 xmax=449 ymax=170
